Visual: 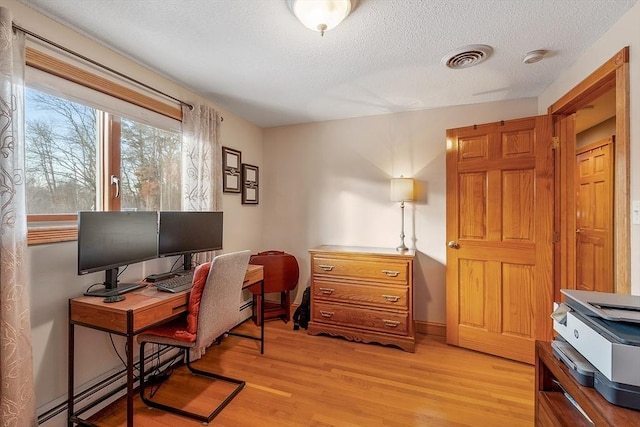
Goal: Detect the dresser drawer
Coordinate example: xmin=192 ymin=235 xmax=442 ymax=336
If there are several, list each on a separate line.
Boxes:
xmin=313 ymin=256 xmax=408 ymax=284
xmin=312 ymin=279 xmax=408 ymax=310
xmin=312 ymin=301 xmax=409 ymax=336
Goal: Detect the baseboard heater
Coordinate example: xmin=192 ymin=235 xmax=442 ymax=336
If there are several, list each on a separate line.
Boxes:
xmin=38 ymin=346 xmax=181 ymax=425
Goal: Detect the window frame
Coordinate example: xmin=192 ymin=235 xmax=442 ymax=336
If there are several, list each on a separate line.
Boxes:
xmin=25 ymin=48 xmax=182 ymax=245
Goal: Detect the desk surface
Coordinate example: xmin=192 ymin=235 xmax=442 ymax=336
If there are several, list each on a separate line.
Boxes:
xmin=70 ymin=264 xmax=263 ymax=335
xmin=536 ymin=341 xmax=640 ymax=426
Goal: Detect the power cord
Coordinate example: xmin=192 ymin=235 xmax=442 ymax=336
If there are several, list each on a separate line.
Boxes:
xmin=109 ymin=334 xmax=141 ymax=379
xmin=146 ymin=344 xmax=181 ymax=398
xmin=117 ymin=265 xmax=128 ymax=277
xmin=169 ymin=256 xmax=181 ymax=273
xmin=109 ymin=335 xmax=181 ymax=398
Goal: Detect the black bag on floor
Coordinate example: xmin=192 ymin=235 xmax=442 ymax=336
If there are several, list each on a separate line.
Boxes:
xmin=293 ymin=287 xmax=310 ymax=330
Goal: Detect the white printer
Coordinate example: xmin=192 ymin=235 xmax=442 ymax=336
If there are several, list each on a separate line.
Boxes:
xmin=552 ymin=289 xmax=640 ymax=411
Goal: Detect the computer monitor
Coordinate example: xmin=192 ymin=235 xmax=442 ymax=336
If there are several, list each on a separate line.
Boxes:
xmin=77 ymin=210 xmax=158 ymax=296
xmin=158 ymin=211 xmax=223 ymax=271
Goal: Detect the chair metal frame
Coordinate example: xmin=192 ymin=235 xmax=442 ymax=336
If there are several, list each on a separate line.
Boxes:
xmin=138 ymin=342 xmax=245 ymax=424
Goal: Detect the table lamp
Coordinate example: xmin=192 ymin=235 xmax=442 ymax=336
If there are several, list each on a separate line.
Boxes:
xmin=390 ymin=177 xmax=415 ymax=251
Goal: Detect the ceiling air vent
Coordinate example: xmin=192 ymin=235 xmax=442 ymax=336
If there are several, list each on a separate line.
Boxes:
xmin=442 ymin=45 xmax=493 ymax=69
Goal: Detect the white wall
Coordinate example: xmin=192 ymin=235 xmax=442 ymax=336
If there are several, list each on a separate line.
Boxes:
xmin=263 ymin=98 xmax=538 ymax=324
xmin=538 ymin=1 xmax=640 ymax=295
xmin=8 ymin=0 xmax=264 ymax=418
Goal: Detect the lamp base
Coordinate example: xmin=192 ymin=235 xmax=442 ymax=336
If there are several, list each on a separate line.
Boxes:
xmin=396 ymin=241 xmax=408 ymax=251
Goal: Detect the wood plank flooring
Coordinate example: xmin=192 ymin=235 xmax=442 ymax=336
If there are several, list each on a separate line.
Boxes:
xmin=89 ymin=321 xmax=535 ymax=426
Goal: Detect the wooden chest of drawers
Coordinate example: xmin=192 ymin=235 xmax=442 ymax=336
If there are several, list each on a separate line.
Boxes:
xmin=308 ymin=245 xmax=415 ymax=352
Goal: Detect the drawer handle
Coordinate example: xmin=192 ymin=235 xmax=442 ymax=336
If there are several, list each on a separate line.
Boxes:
xmin=382 ymin=294 xmax=400 ymax=303
xmin=319 ymin=310 xmax=335 ymax=318
xmin=382 ymin=270 xmax=399 ymax=277
xmin=318 ymin=264 xmax=335 ymax=271
xmin=319 ymin=287 xmax=335 ymax=295
xmin=383 ymin=319 xmax=400 ymax=328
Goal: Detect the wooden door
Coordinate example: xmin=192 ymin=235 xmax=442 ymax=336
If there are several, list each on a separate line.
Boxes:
xmin=576 ymin=137 xmax=614 ymax=292
xmin=446 ymin=116 xmax=554 ymax=364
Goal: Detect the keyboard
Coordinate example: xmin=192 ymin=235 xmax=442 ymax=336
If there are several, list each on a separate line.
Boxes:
xmin=154 ymin=273 xmax=194 ymax=293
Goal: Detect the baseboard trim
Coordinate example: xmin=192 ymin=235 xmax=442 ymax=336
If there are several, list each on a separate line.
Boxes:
xmin=415 ymin=321 xmax=446 ymax=337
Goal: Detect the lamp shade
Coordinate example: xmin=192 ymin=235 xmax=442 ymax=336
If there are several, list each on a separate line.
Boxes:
xmin=390 ymin=178 xmax=415 ymax=202
xmin=291 ymin=0 xmax=352 ymax=35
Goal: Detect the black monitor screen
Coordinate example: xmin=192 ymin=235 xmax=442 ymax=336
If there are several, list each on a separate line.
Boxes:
xmin=158 ymin=211 xmax=223 ymax=259
xmin=77 ymin=211 xmax=158 ymax=275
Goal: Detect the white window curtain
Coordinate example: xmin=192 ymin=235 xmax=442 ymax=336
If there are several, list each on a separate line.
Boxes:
xmin=181 ymin=104 xmax=223 ymax=258
xmin=181 ymin=104 xmax=222 ymax=214
xmin=0 ymin=7 xmax=37 ymax=427
xmin=181 ymin=104 xmax=223 ymax=359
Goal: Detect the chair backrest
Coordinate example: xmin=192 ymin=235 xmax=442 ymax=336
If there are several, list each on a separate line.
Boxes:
xmin=195 ymin=250 xmax=251 ymax=348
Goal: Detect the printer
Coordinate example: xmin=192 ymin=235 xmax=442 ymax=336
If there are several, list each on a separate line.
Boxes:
xmin=552 ymin=289 xmax=640 ymax=411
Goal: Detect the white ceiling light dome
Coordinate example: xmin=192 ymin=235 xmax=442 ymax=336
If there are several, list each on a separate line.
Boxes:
xmin=289 ymin=0 xmax=354 ymax=36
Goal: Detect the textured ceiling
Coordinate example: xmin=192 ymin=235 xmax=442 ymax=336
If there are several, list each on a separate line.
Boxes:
xmin=16 ymin=0 xmax=637 ymax=128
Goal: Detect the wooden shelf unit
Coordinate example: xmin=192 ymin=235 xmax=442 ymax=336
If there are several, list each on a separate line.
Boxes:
xmin=535 ymin=340 xmax=640 ymax=426
xmin=308 ymin=245 xmax=415 ymax=352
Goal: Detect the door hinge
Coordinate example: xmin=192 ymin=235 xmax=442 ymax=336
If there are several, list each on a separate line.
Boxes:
xmin=551 ymin=137 xmax=560 ymax=150
xmin=552 ymin=231 xmax=560 ymax=243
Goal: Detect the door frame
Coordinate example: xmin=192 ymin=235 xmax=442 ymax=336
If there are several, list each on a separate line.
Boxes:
xmin=548 ymin=47 xmax=630 ymax=296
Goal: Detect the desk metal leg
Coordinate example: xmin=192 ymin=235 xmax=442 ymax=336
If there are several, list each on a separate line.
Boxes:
xmin=230 ymin=279 xmax=265 ymax=353
xmin=126 ymin=311 xmax=134 ymax=427
xmin=260 ymin=280 xmax=264 ymax=354
xmin=68 ymin=317 xmax=74 ymax=427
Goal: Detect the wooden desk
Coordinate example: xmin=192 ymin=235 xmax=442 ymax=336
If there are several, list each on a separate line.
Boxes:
xmin=68 ymin=264 xmax=263 ymax=427
xmin=535 ymin=341 xmax=640 ymax=426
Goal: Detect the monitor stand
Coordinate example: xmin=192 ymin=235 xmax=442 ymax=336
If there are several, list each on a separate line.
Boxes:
xmin=83 ymin=282 xmax=145 ymax=297
xmin=83 ymin=268 xmax=145 ymax=297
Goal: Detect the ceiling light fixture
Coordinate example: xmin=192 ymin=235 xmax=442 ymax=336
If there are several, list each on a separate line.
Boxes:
xmin=289 ymin=0 xmax=354 ymax=36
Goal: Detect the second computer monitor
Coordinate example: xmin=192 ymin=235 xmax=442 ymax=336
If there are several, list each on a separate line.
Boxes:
xmin=158 ymin=211 xmax=223 ymax=271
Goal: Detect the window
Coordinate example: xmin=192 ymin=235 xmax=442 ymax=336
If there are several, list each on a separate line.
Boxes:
xmin=25 ymin=88 xmax=98 ymax=214
xmin=119 ymin=117 xmax=181 ymax=211
xmin=24 ymin=53 xmax=183 ymax=244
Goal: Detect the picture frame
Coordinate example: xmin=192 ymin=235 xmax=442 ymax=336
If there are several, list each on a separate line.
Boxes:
xmin=222 ymin=146 xmax=241 ymax=193
xmin=241 ymin=163 xmax=259 ymax=205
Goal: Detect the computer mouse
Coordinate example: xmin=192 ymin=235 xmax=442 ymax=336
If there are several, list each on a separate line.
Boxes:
xmin=103 ymin=295 xmax=126 ymax=303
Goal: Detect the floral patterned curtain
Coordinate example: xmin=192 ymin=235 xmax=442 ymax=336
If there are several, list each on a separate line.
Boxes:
xmin=181 ymin=104 xmax=223 ymax=258
xmin=181 ymin=104 xmax=223 ymax=358
xmin=0 ymin=7 xmax=37 ymax=427
xmin=181 ymin=104 xmax=222 ymax=213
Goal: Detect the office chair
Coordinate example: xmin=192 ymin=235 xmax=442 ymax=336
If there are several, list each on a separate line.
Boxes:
xmin=137 ymin=250 xmax=251 ymax=424
xmin=249 ymin=250 xmax=299 ymax=325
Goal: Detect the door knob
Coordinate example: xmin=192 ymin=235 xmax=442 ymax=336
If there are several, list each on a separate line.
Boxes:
xmin=448 ymin=241 xmax=460 ymax=249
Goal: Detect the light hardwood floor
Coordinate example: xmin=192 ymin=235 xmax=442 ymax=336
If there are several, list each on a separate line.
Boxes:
xmin=89 ymin=321 xmax=535 ymax=426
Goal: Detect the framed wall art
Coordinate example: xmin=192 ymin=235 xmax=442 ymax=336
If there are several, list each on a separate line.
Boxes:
xmin=222 ymin=146 xmax=241 ymax=193
xmin=241 ymin=164 xmax=259 ymax=205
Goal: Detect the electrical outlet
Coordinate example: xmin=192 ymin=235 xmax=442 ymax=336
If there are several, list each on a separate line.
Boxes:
xmin=633 ymin=201 xmax=640 ymax=225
